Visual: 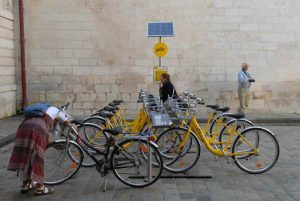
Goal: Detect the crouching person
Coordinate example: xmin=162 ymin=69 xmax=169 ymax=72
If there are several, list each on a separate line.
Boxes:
xmin=7 ymin=105 xmax=68 ymax=196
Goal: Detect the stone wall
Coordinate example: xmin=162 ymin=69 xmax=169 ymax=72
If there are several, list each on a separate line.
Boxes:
xmin=16 ymin=0 xmax=300 ymax=116
xmin=0 ymin=0 xmax=16 ymax=119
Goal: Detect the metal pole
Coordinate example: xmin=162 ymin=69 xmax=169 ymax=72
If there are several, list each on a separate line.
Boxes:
xmin=158 ymin=36 xmax=162 ymax=102
xmin=147 ymin=142 xmax=152 ymax=182
xmin=159 ymin=36 xmax=162 ymax=66
xmin=19 ymin=0 xmax=28 ymax=109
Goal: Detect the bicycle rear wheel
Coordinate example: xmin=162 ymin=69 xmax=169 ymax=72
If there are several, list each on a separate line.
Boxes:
xmin=209 ymin=114 xmax=232 ymax=135
xmin=44 ymin=140 xmax=83 ymax=185
xmin=232 ymin=127 xmax=280 ymax=174
xmin=110 ymin=138 xmax=163 ymax=188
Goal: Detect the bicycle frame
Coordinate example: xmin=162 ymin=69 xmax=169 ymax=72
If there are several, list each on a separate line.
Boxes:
xmin=178 ymin=110 xmax=226 ymax=141
xmin=68 ymin=126 xmax=147 ymax=173
xmin=177 ymin=115 xmax=259 ymax=157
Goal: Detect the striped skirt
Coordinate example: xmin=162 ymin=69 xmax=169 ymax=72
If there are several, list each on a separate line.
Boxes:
xmin=7 ymin=116 xmax=50 ymax=183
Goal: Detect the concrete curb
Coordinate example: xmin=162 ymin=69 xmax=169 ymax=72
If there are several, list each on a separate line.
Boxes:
xmin=197 ymin=117 xmax=300 ymax=125
xmin=0 ymin=133 xmax=15 ymax=148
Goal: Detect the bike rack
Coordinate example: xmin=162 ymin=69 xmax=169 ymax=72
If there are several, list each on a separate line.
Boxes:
xmin=129 ymin=174 xmax=212 ymax=179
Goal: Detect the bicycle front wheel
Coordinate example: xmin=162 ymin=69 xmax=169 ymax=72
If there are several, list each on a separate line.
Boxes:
xmin=232 ymin=127 xmax=280 ymax=174
xmin=110 ymin=138 xmax=163 ymax=188
xmin=44 ymin=140 xmax=83 ymax=185
xmin=155 ymin=128 xmax=201 ymax=173
xmin=218 ymin=118 xmax=255 ymax=149
xmin=76 ymin=123 xmax=108 ymax=167
xmin=81 ymin=117 xmax=108 ymax=146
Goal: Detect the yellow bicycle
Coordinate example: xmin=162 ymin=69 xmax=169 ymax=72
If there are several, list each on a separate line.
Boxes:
xmin=156 ymin=111 xmax=279 ymax=174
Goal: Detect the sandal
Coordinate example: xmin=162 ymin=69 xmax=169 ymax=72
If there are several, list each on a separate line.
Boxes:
xmin=34 ymin=186 xmax=54 ymax=196
xmin=21 ymin=183 xmax=33 ymax=194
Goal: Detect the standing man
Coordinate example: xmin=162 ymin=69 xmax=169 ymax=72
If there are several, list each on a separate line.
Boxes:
xmin=238 ymin=63 xmax=255 ymax=114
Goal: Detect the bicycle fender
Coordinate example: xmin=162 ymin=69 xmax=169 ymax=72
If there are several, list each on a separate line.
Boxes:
xmin=239 ymin=126 xmax=277 ymax=137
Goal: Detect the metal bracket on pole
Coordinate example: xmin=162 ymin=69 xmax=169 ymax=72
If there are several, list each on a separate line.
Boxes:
xmin=146 ymin=142 xmax=152 ymax=182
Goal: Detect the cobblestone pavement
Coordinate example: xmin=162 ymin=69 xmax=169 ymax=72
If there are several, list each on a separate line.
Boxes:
xmin=0 ymin=126 xmax=299 ymax=201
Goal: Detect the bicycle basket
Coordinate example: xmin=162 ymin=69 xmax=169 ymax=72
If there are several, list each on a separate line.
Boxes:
xmin=150 ymin=113 xmax=172 ymax=128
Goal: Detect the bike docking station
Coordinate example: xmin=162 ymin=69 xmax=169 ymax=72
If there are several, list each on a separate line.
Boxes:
xmin=133 ymin=23 xmax=213 ymax=180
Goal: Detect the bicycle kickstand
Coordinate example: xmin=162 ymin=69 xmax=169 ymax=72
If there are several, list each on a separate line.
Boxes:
xmin=215 ymin=155 xmax=218 ymax=161
xmin=100 ymin=177 xmax=108 ymax=192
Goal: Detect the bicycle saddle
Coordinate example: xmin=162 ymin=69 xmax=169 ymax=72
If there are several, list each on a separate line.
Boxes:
xmin=178 ymin=103 xmax=189 ymax=108
xmin=71 ymin=119 xmax=83 ymax=126
xmin=113 ymin=100 xmax=123 ymax=104
xmin=206 ymin=104 xmax=219 ymax=110
xmin=216 ymin=106 xmax=230 ymax=112
xmin=149 ymin=102 xmax=158 ymax=107
xmin=108 ymin=102 xmax=120 ymax=107
xmin=98 ymin=111 xmax=114 ymax=119
xmin=103 ymin=106 xmax=117 ymax=112
xmin=226 ymin=113 xmax=245 ymax=119
xmin=103 ymin=128 xmax=122 ymax=136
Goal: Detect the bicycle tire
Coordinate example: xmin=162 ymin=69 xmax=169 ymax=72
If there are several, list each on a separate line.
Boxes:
xmin=44 ymin=140 xmax=83 ymax=185
xmin=209 ymin=113 xmax=233 ymax=135
xmin=76 ymin=123 xmax=108 ymax=167
xmin=218 ymin=118 xmax=255 ymax=148
xmin=155 ymin=127 xmax=201 ymax=173
xmin=82 ymin=117 xmax=114 ymax=147
xmin=232 ymin=127 xmax=280 ymax=174
xmin=110 ymin=138 xmax=163 ymax=188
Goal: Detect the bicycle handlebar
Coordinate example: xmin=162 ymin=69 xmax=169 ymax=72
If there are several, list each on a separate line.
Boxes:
xmin=61 ymin=102 xmax=70 ymax=109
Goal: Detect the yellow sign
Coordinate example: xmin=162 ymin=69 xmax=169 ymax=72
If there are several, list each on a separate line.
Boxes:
xmin=153 ymin=42 xmax=168 ymax=57
xmin=153 ymin=66 xmax=168 ymax=83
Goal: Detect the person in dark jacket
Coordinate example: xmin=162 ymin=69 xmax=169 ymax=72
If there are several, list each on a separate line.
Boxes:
xmin=159 ymin=73 xmax=177 ymax=103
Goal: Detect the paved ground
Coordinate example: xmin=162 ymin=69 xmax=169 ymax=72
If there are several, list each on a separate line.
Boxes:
xmin=0 ymin=116 xmax=23 ymax=140
xmin=0 ymin=125 xmax=299 ymax=201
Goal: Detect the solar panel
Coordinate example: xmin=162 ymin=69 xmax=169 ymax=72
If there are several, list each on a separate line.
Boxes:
xmin=148 ymin=22 xmax=174 ymax=37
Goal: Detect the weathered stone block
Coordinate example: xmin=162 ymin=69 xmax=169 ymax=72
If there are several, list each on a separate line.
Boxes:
xmin=56 ymin=49 xmax=73 ymax=58
xmin=74 ymin=49 xmax=92 ymax=58
xmin=54 ymin=66 xmax=73 ymax=75
xmin=95 ymin=84 xmax=111 ymax=93
xmin=73 ymin=102 xmax=83 ymax=109
xmin=79 ymin=58 xmax=98 ymax=66
xmin=0 ymin=38 xmax=14 ymax=49
xmin=73 ymin=66 xmax=92 ymax=75
xmin=96 ymin=94 xmax=106 ymax=102
xmin=42 ymin=58 xmax=63 ymax=65
xmin=77 ymin=93 xmax=90 ymax=102
xmin=63 ymin=41 xmax=82 ymax=48
xmin=90 ymin=94 xmax=98 ymax=101
xmin=107 ymin=93 xmax=118 ymax=102
xmin=213 ymin=0 xmax=232 ymax=8
xmin=63 ymin=58 xmax=79 ymax=65
xmin=83 ymin=102 xmax=94 ymax=109
xmin=41 ymin=75 xmax=63 ymax=84
xmin=0 ymin=91 xmax=16 ymax=118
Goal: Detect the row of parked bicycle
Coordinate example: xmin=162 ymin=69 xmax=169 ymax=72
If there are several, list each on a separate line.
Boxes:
xmin=43 ymin=89 xmax=280 ymax=189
